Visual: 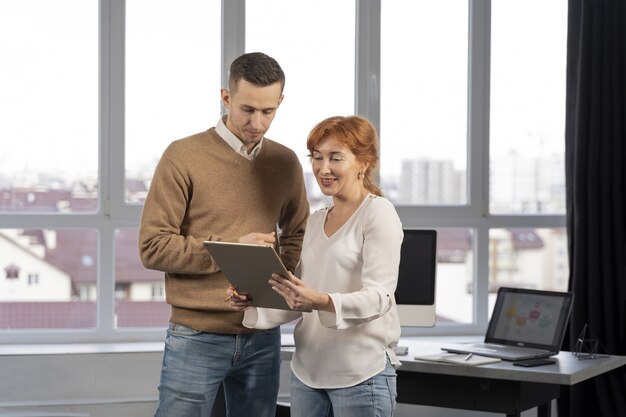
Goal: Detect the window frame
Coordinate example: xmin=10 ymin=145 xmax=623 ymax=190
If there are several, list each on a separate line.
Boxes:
xmin=0 ymin=0 xmax=566 ymax=344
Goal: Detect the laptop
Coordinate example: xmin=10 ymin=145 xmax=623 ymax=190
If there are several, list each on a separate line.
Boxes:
xmin=442 ymin=287 xmax=574 ymax=361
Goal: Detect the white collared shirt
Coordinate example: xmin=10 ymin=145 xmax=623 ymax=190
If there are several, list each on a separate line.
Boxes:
xmin=215 ymin=117 xmax=263 ymax=160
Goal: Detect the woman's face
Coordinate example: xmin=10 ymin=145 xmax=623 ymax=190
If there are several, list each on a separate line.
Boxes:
xmin=310 ymin=135 xmax=365 ymax=200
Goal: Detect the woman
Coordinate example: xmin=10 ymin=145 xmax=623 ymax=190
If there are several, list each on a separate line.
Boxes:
xmin=228 ymin=115 xmax=404 ymax=417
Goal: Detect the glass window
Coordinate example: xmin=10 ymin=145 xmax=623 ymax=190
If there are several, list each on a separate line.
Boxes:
xmin=0 ymin=229 xmax=97 ymax=329
xmin=28 ymin=273 xmax=40 ymax=285
xmin=246 ymin=0 xmax=355 ymax=211
xmin=114 ymin=228 xmax=169 ymax=328
xmin=125 ymin=0 xmax=221 ymax=204
xmin=0 ymin=1 xmax=98 ymax=213
xmin=488 ymin=228 xmax=569 ymax=316
xmin=380 ymin=0 xmax=468 ymax=205
xmin=490 ymin=0 xmax=567 ymax=214
xmin=0 ymin=1 xmax=569 ymax=343
xmin=435 ymin=228 xmax=474 ymax=324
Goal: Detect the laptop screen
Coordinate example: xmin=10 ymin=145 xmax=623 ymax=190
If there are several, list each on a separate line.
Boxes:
xmin=485 ymin=287 xmax=574 ymax=351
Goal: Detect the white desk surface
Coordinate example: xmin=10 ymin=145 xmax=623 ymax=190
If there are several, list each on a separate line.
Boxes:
xmin=3 ymin=336 xmax=623 ymax=387
xmin=280 ymin=337 xmax=626 ymax=386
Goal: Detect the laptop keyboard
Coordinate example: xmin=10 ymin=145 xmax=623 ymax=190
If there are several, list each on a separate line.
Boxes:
xmin=482 ymin=343 xmax=508 ymax=350
xmin=473 ymin=343 xmax=545 ymax=354
xmin=470 ymin=343 xmax=508 ymax=352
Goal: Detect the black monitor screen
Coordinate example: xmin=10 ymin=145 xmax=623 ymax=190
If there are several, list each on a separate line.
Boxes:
xmin=394 ymin=230 xmax=437 ymax=305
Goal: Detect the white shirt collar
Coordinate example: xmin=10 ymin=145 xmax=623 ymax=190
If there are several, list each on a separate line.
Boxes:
xmin=215 ymin=116 xmax=263 ymax=160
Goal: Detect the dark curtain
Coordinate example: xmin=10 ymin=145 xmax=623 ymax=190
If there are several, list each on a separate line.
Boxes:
xmin=560 ymin=0 xmax=626 ymax=416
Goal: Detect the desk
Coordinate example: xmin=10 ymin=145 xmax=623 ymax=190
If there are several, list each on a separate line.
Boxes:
xmin=280 ymin=339 xmax=626 ymax=417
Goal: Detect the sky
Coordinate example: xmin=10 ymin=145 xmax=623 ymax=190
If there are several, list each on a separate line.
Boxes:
xmin=0 ymin=0 xmax=566 ymax=184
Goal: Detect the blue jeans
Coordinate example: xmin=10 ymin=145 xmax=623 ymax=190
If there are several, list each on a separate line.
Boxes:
xmin=154 ymin=323 xmax=281 ymax=417
xmin=289 ymin=357 xmax=397 ymax=417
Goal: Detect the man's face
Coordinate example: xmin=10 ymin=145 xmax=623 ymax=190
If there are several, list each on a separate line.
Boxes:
xmin=221 ymin=79 xmax=284 ymax=151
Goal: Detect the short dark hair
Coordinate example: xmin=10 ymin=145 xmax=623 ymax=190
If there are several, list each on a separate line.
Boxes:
xmin=228 ymin=52 xmax=285 ymax=94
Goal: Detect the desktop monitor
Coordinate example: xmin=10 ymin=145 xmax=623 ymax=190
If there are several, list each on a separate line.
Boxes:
xmin=395 ymin=229 xmax=437 ymax=327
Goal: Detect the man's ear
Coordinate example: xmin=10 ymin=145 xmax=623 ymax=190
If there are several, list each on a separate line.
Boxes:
xmin=221 ymin=88 xmax=231 ymax=109
xmin=277 ymin=94 xmax=284 ymax=107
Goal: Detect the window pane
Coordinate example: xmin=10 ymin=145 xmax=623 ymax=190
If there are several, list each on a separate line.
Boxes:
xmin=0 ymin=1 xmax=98 ymax=213
xmin=125 ymin=0 xmax=221 ymax=204
xmin=490 ymin=1 xmax=567 ymax=214
xmin=436 ymin=228 xmax=473 ymax=324
xmin=114 ymin=229 xmax=169 ymax=328
xmin=246 ymin=0 xmax=355 ymax=211
xmin=381 ymin=0 xmax=468 ymax=205
xmin=488 ymin=228 xmax=569 ymax=315
xmin=0 ymin=229 xmax=97 ymax=329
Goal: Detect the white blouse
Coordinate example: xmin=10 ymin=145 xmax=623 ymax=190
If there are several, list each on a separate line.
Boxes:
xmin=243 ymin=194 xmax=404 ymax=389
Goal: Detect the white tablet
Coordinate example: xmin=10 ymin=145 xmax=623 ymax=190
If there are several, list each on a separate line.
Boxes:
xmin=204 ymin=241 xmax=308 ymax=311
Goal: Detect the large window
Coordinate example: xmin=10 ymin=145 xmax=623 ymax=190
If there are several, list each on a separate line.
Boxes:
xmin=0 ymin=1 xmax=568 ymax=343
xmin=381 ymin=0 xmax=468 ymax=206
xmin=125 ymin=0 xmax=221 ymax=205
xmin=246 ymin=0 xmax=355 ymax=210
xmin=490 ymin=0 xmax=566 ymax=215
xmin=381 ymin=0 xmax=567 ymax=336
xmin=0 ymin=0 xmax=98 ymax=213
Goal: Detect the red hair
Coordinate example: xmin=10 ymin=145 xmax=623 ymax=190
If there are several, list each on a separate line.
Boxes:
xmin=307 ymin=115 xmax=382 ymax=196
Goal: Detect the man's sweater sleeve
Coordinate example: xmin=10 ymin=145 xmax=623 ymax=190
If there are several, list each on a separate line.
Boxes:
xmin=138 ymin=152 xmax=221 ymax=275
xmin=277 ymin=158 xmax=310 ymax=272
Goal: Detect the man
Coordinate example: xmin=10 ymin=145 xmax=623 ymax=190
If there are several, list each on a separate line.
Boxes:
xmin=139 ymin=52 xmax=309 ymax=417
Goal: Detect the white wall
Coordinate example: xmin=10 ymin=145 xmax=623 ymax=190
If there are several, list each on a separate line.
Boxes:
xmin=0 ymin=344 xmax=553 ymax=417
xmin=0 ymin=344 xmax=161 ymax=417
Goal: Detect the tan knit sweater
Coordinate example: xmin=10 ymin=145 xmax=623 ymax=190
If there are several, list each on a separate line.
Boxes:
xmin=138 ymin=127 xmax=309 ymax=333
